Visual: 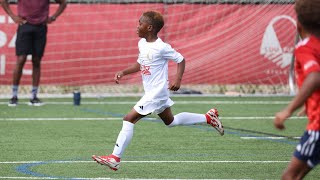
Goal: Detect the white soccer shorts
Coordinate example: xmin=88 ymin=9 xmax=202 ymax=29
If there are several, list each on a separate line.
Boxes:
xmin=134 ymin=97 xmax=174 ymax=115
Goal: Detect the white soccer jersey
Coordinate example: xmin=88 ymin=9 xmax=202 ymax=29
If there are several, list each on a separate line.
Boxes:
xmin=134 ymin=38 xmax=184 ymax=115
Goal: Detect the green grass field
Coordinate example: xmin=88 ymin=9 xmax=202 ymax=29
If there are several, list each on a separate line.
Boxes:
xmin=0 ymin=96 xmax=319 ymax=179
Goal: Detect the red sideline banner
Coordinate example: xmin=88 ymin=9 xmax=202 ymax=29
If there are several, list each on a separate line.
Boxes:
xmin=0 ymin=4 xmax=296 ymax=85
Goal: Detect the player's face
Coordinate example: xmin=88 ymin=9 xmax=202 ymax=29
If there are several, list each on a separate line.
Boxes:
xmin=137 ymin=16 xmax=151 ymax=38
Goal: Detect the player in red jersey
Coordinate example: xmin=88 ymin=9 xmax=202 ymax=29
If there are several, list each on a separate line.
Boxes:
xmin=274 ymin=0 xmax=320 ymax=179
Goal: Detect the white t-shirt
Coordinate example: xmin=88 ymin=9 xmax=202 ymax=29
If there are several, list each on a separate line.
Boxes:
xmin=137 ymin=38 xmax=184 ymax=101
xmin=134 ymin=38 xmax=184 ymax=115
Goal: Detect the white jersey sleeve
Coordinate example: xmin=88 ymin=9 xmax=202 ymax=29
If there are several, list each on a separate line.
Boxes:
xmin=161 ymin=43 xmax=184 ymax=63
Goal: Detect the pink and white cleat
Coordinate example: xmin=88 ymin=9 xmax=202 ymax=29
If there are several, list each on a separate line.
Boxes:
xmin=92 ymin=154 xmax=120 ymax=171
xmin=206 ymin=108 xmax=224 ymax=136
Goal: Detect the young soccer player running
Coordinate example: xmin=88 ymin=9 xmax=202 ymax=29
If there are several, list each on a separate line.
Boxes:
xmin=92 ymin=10 xmax=224 ymax=171
xmin=274 ymin=0 xmax=320 ymax=179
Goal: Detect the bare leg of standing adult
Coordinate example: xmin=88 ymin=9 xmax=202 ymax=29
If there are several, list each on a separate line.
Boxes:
xmin=28 ymin=56 xmax=43 ymax=106
xmin=13 ymin=55 xmax=27 ymax=86
xmin=31 ymin=56 xmax=41 ymax=88
xmin=8 ymin=55 xmax=27 ymax=106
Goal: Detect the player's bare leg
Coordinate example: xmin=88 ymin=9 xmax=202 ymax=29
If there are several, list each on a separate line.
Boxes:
xmin=281 ymin=156 xmax=311 ymax=180
xmin=158 ymin=107 xmax=174 ymax=125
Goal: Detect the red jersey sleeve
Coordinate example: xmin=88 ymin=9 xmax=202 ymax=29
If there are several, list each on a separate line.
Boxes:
xmin=295 ymin=48 xmax=320 ymax=77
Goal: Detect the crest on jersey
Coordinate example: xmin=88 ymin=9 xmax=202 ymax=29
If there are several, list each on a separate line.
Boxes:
xmin=138 ymin=50 xmax=153 ymax=64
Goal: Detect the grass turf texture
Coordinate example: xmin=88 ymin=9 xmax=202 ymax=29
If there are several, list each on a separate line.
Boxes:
xmin=0 ymin=96 xmax=319 ymax=179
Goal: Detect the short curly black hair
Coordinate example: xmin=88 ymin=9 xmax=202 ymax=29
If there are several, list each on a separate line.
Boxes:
xmin=142 ymin=10 xmax=164 ymax=34
xmin=295 ymin=0 xmax=320 ymax=37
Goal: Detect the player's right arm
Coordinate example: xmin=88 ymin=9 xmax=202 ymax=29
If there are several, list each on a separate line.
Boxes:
xmin=286 ymin=72 xmax=320 ymax=112
xmin=114 ymin=62 xmax=140 ymax=84
xmin=0 ymin=0 xmax=26 ymax=25
xmin=274 ymin=72 xmax=320 ymax=130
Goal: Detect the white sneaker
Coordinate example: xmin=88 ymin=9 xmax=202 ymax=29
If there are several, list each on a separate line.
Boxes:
xmin=206 ymin=108 xmax=224 ymax=136
xmin=92 ymin=154 xmax=120 ymax=171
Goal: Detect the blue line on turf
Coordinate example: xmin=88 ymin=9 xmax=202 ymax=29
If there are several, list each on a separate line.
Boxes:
xmin=15 ymin=157 xmax=101 ymax=180
xmin=15 ymin=161 xmax=70 ymax=180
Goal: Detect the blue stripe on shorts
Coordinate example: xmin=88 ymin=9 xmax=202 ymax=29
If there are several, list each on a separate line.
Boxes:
xmin=294 ymin=130 xmax=320 ymax=168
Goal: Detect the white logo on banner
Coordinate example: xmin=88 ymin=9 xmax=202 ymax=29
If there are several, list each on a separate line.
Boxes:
xmin=260 ymin=15 xmax=296 ymax=68
xmin=0 ymin=15 xmax=15 ymax=76
xmin=0 ymin=54 xmax=5 ymax=75
xmin=0 ymin=15 xmax=6 ymax=75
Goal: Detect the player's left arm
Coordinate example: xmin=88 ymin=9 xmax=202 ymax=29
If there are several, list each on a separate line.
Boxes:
xmin=274 ymin=71 xmax=320 ymax=130
xmin=48 ymin=0 xmax=67 ymax=23
xmin=169 ymin=59 xmax=185 ymax=91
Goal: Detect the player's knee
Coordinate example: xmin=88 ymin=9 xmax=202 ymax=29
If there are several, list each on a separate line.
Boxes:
xmin=123 ymin=115 xmax=135 ymax=124
xmin=123 ymin=115 xmax=130 ymax=122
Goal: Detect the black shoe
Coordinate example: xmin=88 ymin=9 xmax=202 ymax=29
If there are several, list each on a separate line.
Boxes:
xmin=8 ymin=96 xmax=18 ymax=107
xmin=28 ymin=97 xmax=44 ymax=106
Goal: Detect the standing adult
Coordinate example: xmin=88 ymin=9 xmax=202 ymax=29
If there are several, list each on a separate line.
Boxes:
xmin=0 ymin=0 xmax=67 ymax=106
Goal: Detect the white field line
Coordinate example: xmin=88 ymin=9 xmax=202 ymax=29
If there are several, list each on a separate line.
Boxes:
xmin=0 ymin=116 xmax=306 ymax=121
xmin=0 ymin=160 xmax=289 ymax=164
xmin=0 ymin=178 xmax=111 ymax=180
xmin=0 ymin=100 xmax=291 ymax=105
xmin=0 ymin=178 xmax=252 ymax=180
xmin=0 ymin=176 xmax=111 ymax=180
xmin=241 ymin=137 xmax=301 ymax=140
xmin=0 ymin=93 xmax=293 ymax=99
xmin=0 ymin=117 xmax=121 ymax=121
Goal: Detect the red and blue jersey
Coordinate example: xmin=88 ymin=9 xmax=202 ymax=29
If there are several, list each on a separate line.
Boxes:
xmin=294 ymin=35 xmax=320 ymax=130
